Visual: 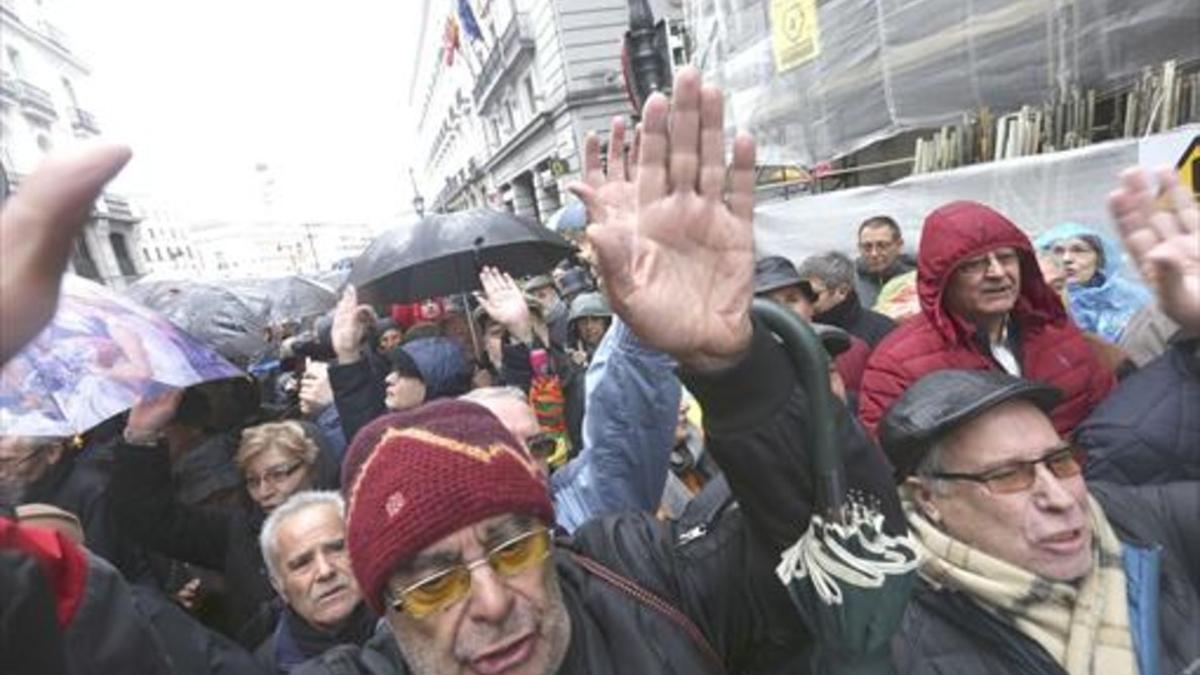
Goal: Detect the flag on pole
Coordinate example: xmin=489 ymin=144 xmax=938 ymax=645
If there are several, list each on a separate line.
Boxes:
xmin=458 ymin=0 xmax=484 ymax=42
xmin=443 ymin=15 xmax=461 ymax=66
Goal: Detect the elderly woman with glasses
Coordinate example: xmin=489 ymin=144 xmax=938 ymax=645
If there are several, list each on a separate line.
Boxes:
xmin=111 ymin=390 xmax=332 ymax=648
xmin=1035 ymin=223 xmax=1152 ymax=343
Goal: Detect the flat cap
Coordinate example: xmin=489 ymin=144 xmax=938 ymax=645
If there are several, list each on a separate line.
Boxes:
xmin=880 ymin=369 xmax=1061 ymax=481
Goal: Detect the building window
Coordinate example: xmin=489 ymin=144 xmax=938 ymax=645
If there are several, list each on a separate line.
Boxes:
xmin=36 ymin=134 xmax=52 ymax=153
xmin=72 ymin=238 xmax=100 ymax=280
xmin=6 ymin=48 xmax=24 ymax=78
xmin=142 ymin=247 xmax=151 ymax=261
xmin=109 ymin=233 xmax=137 ymax=276
xmin=155 ymin=248 xmax=163 ymax=262
xmin=61 ymin=77 xmax=78 ymax=109
xmin=523 ymin=75 xmax=537 ymax=116
xmin=504 ymin=99 xmax=515 ymax=131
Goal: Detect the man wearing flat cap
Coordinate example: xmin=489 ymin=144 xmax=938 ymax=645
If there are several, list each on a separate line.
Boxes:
xmin=882 ymin=167 xmax=1200 ymax=675
xmin=755 ymin=254 xmax=873 ymax=402
xmin=293 ymin=68 xmax=903 ymax=675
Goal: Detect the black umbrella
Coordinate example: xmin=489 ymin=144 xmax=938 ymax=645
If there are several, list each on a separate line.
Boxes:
xmin=124 ymin=279 xmax=273 ymax=368
xmin=347 ymin=209 xmax=572 ymax=306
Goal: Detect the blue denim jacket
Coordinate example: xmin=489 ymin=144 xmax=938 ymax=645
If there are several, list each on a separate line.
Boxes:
xmin=551 ymin=318 xmax=681 ymax=532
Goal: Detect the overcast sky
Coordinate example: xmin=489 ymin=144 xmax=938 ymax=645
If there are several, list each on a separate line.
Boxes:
xmin=58 ymin=0 xmax=421 ymax=225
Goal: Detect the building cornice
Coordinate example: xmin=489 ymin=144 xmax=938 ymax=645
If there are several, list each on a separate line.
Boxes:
xmin=0 ymin=11 xmax=90 ymax=75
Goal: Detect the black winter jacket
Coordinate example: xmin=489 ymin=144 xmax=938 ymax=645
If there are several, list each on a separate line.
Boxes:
xmin=109 ymin=446 xmax=279 ymax=647
xmin=890 ymin=481 xmax=1200 ymax=675
xmin=813 ymin=291 xmax=896 ymax=349
xmin=131 ymin=584 xmax=268 ymax=675
xmin=23 ymin=452 xmax=156 ymax=584
xmin=1075 ymin=338 xmax=1200 ymax=484
xmin=854 ymin=254 xmax=916 ymax=310
xmin=290 ymin=320 xmax=904 ymax=674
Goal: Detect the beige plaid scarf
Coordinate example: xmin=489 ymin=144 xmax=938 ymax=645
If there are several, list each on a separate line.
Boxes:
xmin=903 ymin=493 xmax=1138 ymax=675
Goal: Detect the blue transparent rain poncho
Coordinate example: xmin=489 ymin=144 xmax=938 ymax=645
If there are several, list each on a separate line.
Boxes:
xmin=1035 ymin=223 xmax=1152 ymax=343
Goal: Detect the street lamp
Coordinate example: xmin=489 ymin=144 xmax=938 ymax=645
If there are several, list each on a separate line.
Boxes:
xmin=409 ymin=167 xmax=426 ymax=219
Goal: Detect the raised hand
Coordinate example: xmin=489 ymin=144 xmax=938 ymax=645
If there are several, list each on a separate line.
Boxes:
xmin=572 ymin=66 xmax=756 ymax=372
xmin=476 ymin=266 xmax=533 ymax=343
xmin=1108 ymin=167 xmax=1200 ymax=333
xmin=299 ymin=360 xmax=334 ymax=416
xmin=571 ymin=116 xmax=641 ymax=231
xmin=0 ymin=142 xmax=131 ymax=366
xmin=126 ymin=387 xmax=184 ymax=440
xmin=331 ymin=286 xmax=377 ymax=364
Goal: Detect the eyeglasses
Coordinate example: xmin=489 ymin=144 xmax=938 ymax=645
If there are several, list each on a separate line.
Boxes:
xmin=245 ymin=460 xmax=305 ymax=491
xmin=386 ymin=528 xmax=551 ymax=619
xmin=955 ymin=249 xmax=1020 ymax=277
xmin=930 ymin=443 xmax=1086 ymax=494
xmin=525 ymin=433 xmax=559 ymax=461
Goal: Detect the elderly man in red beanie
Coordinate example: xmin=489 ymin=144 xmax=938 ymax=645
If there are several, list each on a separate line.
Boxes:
xmin=858 ymin=200 xmax=1115 ymax=439
xmin=288 ymin=67 xmax=902 ymax=675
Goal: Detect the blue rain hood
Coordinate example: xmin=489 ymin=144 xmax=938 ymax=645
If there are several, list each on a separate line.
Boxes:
xmin=1036 ymin=223 xmax=1152 ymax=343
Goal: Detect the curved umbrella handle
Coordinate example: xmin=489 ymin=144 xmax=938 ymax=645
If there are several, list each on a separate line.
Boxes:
xmin=751 ymin=298 xmax=846 ymax=521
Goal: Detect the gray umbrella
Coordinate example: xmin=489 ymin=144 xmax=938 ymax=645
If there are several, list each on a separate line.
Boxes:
xmin=124 ymin=279 xmax=272 ymax=367
xmin=347 ymin=209 xmax=572 ymax=306
xmin=225 ymin=276 xmax=337 ymax=325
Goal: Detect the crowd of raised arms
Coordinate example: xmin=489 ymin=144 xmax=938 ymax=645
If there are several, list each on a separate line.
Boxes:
xmin=1 ymin=67 xmax=1197 ymax=675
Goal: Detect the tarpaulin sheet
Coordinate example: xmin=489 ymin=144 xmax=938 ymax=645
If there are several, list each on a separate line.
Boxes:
xmin=690 ymin=0 xmax=1200 ymax=165
xmin=753 ymin=125 xmax=1198 ymax=261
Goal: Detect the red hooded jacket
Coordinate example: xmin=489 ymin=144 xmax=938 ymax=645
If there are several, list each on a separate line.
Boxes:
xmin=858 ymin=201 xmax=1115 ymax=438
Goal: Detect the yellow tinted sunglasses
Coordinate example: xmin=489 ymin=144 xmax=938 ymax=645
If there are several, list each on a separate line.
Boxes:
xmin=387 ymin=527 xmax=551 ymax=618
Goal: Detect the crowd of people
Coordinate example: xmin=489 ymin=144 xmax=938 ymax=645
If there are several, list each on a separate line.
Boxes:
xmin=1 ymin=66 xmax=1197 ymax=675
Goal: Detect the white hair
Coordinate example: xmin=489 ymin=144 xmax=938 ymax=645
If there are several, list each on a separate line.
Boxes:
xmin=259 ymin=490 xmax=345 ymax=585
xmin=912 ymin=440 xmax=951 ymax=496
xmin=459 ymin=386 xmax=529 ymax=406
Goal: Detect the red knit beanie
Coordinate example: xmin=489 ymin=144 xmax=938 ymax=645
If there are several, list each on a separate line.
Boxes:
xmin=344 ymin=399 xmax=555 ymax=614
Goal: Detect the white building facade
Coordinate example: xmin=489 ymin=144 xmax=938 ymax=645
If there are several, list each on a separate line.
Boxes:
xmin=0 ymin=0 xmax=143 ymax=287
xmin=186 ymin=220 xmax=378 ymax=280
xmin=411 ymin=0 xmax=683 ymax=223
xmin=133 ymin=199 xmax=205 ymax=278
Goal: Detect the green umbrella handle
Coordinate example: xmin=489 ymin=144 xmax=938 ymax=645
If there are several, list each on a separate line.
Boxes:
xmin=751 ymin=298 xmax=846 ymax=521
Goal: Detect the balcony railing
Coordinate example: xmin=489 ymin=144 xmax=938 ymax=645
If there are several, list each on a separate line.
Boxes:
xmin=71 ymin=107 xmax=101 ymax=134
xmin=102 ymin=195 xmax=137 ymax=221
xmin=472 ymin=12 xmax=535 ymax=107
xmin=0 ymin=70 xmax=19 ymax=105
xmin=17 ymin=79 xmax=58 ymax=121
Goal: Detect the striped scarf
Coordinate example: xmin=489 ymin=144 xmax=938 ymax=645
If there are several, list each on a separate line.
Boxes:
xmin=903 ymin=493 xmax=1138 ymax=675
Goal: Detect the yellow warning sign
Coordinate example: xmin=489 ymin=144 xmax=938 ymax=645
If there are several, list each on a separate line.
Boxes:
xmin=1176 ymin=135 xmax=1199 ymax=199
xmin=770 ymin=0 xmax=821 ymax=74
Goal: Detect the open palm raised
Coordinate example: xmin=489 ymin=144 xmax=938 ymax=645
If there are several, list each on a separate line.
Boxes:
xmin=1108 ymin=167 xmax=1200 ymax=334
xmin=571 ymin=66 xmax=756 ymax=372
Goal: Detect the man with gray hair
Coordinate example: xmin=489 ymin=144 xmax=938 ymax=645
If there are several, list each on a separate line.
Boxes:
xmin=257 ymin=491 xmax=376 ymax=674
xmin=798 ymin=250 xmax=896 ymax=347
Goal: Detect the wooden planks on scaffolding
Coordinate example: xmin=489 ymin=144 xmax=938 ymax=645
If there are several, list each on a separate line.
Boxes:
xmin=912 ymin=60 xmax=1200 ymax=175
